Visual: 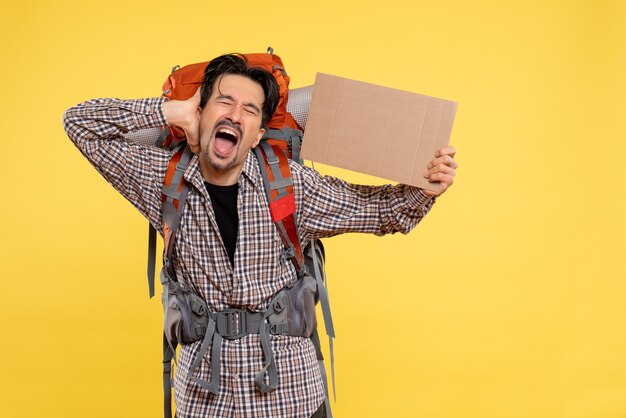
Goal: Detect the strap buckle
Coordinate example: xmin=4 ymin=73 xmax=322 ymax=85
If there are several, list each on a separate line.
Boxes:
xmin=269 ymin=323 xmax=289 ymax=334
xmin=216 ymin=309 xmax=248 ymax=340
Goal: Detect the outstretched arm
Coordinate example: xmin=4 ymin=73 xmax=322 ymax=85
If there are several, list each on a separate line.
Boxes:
xmin=296 ymin=147 xmax=458 ymax=240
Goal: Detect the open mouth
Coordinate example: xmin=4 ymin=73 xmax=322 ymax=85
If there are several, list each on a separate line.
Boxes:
xmin=213 ymin=124 xmax=241 ymax=156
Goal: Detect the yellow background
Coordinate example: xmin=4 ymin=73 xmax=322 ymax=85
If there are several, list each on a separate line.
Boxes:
xmin=1 ymin=0 xmax=625 ymax=417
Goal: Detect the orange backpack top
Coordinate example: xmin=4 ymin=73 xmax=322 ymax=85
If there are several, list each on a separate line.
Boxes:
xmin=159 ymin=51 xmax=302 ymax=152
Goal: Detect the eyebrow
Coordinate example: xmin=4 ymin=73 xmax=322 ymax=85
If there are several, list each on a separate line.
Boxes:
xmin=217 ymin=94 xmax=261 ymax=114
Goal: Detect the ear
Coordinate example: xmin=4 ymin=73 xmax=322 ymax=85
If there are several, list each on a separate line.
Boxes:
xmin=252 ymin=128 xmax=265 ymax=148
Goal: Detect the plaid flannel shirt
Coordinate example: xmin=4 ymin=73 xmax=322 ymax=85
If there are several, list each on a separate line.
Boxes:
xmin=63 ymin=97 xmax=435 ymax=418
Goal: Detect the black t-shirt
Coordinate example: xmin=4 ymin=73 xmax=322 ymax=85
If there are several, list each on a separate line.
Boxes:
xmin=204 ymin=182 xmax=239 ymax=266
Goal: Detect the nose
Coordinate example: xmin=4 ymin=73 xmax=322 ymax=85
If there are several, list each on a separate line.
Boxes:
xmin=226 ymin=103 xmax=243 ymax=124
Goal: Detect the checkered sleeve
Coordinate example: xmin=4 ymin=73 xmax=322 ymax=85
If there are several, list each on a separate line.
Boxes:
xmin=62 ymin=97 xmax=172 ymax=232
xmin=293 ymin=163 xmax=436 ymax=241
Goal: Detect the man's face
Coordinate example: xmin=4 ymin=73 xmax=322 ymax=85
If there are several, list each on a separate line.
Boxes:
xmin=197 ymin=74 xmax=265 ymax=184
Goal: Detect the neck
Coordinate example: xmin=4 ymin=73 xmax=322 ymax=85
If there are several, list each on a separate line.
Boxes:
xmin=199 ymin=158 xmax=241 ymax=186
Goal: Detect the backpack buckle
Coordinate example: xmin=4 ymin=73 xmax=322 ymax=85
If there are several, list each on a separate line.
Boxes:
xmin=216 ymin=309 xmax=248 ymax=340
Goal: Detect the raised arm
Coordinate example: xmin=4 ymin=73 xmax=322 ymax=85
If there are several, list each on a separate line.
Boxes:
xmin=63 ymin=97 xmax=172 ymax=231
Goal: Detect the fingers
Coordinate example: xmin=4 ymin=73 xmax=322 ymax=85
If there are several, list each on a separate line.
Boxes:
xmin=422 ymin=176 xmax=454 ymax=197
xmin=421 ymin=172 xmax=454 ymax=197
xmin=163 ymin=92 xmax=202 ymax=153
xmin=163 ymin=99 xmax=198 ymax=129
xmin=427 ymin=154 xmax=458 ymax=170
xmin=435 ymin=146 xmax=456 ymax=158
xmin=422 ymin=146 xmax=458 ymax=197
xmin=424 ymin=163 xmax=455 ymax=178
xmin=425 ymin=172 xmax=454 ymax=184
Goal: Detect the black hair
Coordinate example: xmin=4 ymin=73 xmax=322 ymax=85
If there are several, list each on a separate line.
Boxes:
xmin=200 ymin=54 xmax=279 ymax=128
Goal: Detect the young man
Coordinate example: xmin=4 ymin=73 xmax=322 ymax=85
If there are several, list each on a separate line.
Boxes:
xmin=63 ymin=54 xmax=457 ymax=418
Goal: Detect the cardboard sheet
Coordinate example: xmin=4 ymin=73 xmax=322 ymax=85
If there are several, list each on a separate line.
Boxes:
xmin=301 ymin=73 xmax=458 ymax=191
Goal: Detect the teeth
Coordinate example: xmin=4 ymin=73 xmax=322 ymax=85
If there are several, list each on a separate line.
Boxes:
xmin=218 ymin=127 xmax=237 ymax=137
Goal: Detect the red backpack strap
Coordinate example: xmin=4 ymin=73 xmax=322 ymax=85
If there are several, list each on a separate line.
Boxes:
xmin=146 ymin=144 xmax=193 ymax=297
xmin=254 ymin=142 xmax=304 ymax=272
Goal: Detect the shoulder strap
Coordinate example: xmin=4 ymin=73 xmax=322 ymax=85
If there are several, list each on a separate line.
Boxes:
xmin=147 ymin=144 xmax=194 ymax=297
xmin=262 ymin=126 xmax=305 ymax=164
xmin=307 ymin=239 xmax=336 ymax=406
xmin=151 ymin=144 xmax=194 ymax=418
xmin=254 ymin=141 xmax=304 ymax=272
xmin=254 ymin=139 xmax=337 ymax=416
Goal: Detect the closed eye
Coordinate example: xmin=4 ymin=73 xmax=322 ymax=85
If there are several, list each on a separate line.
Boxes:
xmin=243 ymin=105 xmax=259 ymax=116
xmin=215 ymin=95 xmax=261 ymax=117
xmin=216 ymin=98 xmax=234 ymax=106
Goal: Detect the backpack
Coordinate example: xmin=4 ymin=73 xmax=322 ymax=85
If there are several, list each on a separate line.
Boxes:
xmin=146 ymin=48 xmax=335 ymax=418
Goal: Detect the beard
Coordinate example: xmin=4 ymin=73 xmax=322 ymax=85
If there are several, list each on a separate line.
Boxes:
xmin=203 ymin=145 xmax=239 ymax=172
